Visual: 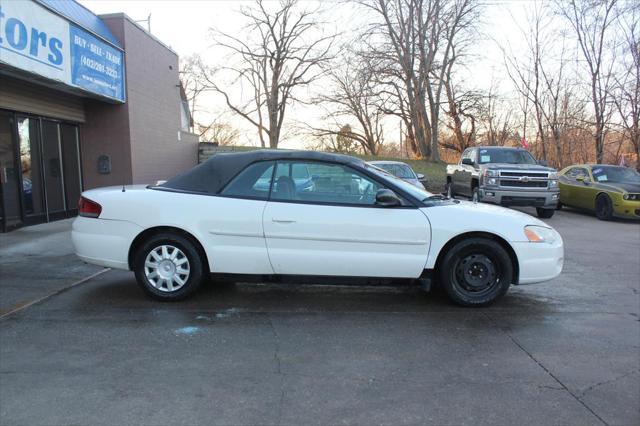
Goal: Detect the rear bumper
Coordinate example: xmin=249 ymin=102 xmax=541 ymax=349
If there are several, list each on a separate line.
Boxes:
xmin=480 ymin=188 xmax=559 ymax=208
xmin=512 ymin=236 xmax=564 ymax=284
xmin=72 ymin=217 xmax=143 ymax=270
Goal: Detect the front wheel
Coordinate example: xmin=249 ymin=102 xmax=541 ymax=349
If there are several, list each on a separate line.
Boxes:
xmin=439 ymin=238 xmax=513 ymax=307
xmin=471 ymin=187 xmax=480 ymax=203
xmin=595 ymin=194 xmax=613 ymax=221
xmin=133 ymin=233 xmax=206 ymax=301
xmin=536 ymin=207 xmax=555 ymax=218
xmin=445 ymin=182 xmax=453 ymax=198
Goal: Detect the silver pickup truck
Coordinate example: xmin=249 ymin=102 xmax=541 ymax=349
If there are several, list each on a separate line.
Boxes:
xmin=446 ymin=146 xmax=559 ymax=218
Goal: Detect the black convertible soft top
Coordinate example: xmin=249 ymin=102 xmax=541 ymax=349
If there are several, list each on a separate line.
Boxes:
xmin=158 ymin=149 xmax=364 ymax=194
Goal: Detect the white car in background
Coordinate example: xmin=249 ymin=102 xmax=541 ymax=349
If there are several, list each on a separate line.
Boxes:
xmin=72 ymin=150 xmax=563 ymax=307
xmin=368 ymin=160 xmax=426 ymax=189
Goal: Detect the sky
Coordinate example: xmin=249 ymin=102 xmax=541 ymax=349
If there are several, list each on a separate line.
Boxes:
xmin=78 ymin=0 xmax=536 ymax=148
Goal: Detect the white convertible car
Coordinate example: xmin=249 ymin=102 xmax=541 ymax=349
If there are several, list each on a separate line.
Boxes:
xmin=72 ymin=150 xmax=563 ymax=306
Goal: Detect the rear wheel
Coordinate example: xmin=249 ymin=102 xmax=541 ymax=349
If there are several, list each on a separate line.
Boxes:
xmin=595 ymin=194 xmax=613 ymax=221
xmin=439 ymin=238 xmax=513 ymax=307
xmin=133 ymin=232 xmax=206 ymax=301
xmin=536 ymin=207 xmax=555 ymax=218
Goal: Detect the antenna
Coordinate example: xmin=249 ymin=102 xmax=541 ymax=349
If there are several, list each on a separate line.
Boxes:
xmin=134 ymin=14 xmax=152 ymax=33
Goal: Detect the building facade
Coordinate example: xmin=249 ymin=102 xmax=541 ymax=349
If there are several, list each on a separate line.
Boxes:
xmin=0 ymin=0 xmax=198 ymax=232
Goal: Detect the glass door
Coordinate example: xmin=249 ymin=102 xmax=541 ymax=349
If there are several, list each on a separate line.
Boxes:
xmin=17 ymin=117 xmax=46 ymax=223
xmin=41 ymin=120 xmax=66 ymax=220
xmin=60 ymin=123 xmax=82 ymax=215
xmin=0 ymin=111 xmax=23 ymax=231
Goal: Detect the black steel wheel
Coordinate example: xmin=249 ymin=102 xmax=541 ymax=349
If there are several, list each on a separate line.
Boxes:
xmin=445 ymin=182 xmax=454 ymax=198
xmin=536 ymin=207 xmax=555 ymax=218
xmin=439 ymin=238 xmax=513 ymax=307
xmin=595 ymin=194 xmax=613 ymax=221
xmin=471 ymin=187 xmax=480 ymax=203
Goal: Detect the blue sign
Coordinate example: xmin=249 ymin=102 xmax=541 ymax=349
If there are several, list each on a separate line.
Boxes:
xmin=70 ymin=25 xmax=125 ymax=102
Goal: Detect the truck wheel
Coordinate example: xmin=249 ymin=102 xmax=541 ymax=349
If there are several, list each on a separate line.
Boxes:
xmin=536 ymin=208 xmax=555 ymax=219
xmin=472 ymin=187 xmax=480 ymax=203
xmin=439 ymin=238 xmax=512 ymax=307
xmin=445 ymin=182 xmax=453 ymax=198
xmin=595 ymin=194 xmax=613 ymax=221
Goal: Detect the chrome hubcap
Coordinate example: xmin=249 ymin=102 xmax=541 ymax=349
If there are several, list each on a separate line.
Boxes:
xmin=144 ymin=245 xmax=190 ymax=292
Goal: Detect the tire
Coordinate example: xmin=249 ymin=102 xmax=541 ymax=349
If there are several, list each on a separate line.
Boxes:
xmin=471 ymin=187 xmax=480 ymax=203
xmin=595 ymin=194 xmax=613 ymax=221
xmin=133 ymin=232 xmax=206 ymax=301
xmin=536 ymin=207 xmax=555 ymax=218
xmin=438 ymin=238 xmax=513 ymax=307
xmin=445 ymin=182 xmax=454 ymax=198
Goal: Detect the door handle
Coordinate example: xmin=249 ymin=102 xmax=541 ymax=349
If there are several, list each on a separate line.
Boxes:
xmin=272 ymin=218 xmax=296 ymax=223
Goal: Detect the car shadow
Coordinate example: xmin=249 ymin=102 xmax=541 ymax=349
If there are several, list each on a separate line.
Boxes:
xmin=71 ymin=271 xmax=556 ymax=320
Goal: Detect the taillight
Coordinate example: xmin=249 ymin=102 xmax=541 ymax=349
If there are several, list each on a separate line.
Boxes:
xmin=78 ymin=196 xmax=102 ymax=218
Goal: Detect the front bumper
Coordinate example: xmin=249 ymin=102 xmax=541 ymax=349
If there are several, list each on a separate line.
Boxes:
xmin=72 ymin=217 xmax=143 ymax=270
xmin=512 ymin=234 xmax=564 ymax=284
xmin=613 ymin=200 xmax=640 ymax=219
xmin=480 ymin=188 xmax=559 ymax=208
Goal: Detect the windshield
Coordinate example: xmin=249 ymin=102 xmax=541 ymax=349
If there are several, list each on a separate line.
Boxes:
xmin=478 ymin=148 xmax=537 ymax=165
xmin=366 ymin=164 xmax=433 ymax=201
xmin=591 ymin=166 xmax=640 ymax=183
xmin=374 ymin=163 xmax=416 ymax=179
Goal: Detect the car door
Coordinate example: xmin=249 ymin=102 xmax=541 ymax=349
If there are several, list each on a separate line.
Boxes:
xmin=559 ymin=167 xmax=576 ymax=205
xmin=570 ymin=167 xmax=595 ymax=209
xmin=205 ymin=161 xmax=276 ymax=274
xmin=453 ymin=149 xmax=472 ymax=195
xmin=576 ymin=166 xmax=600 ymax=210
xmin=262 ymin=160 xmax=431 ymax=278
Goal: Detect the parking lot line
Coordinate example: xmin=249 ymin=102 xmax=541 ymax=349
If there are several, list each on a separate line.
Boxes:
xmin=0 ymin=268 xmax=111 ymax=320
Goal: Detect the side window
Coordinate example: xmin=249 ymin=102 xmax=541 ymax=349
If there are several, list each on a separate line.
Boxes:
xmin=220 ymin=161 xmax=274 ymax=200
xmin=460 ymin=149 xmax=470 ymax=164
xmin=271 ymin=161 xmax=383 ymax=205
xmin=568 ymin=167 xmax=588 ymax=180
xmin=470 ymin=149 xmax=477 ymax=163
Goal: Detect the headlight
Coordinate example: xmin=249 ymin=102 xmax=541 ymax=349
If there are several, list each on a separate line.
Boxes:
xmin=549 ymin=180 xmax=558 ymax=188
xmin=548 ymin=171 xmax=558 ymax=179
xmin=485 ymin=170 xmax=499 ymax=177
xmin=524 ymin=225 xmax=557 ymax=243
xmin=623 ymin=193 xmax=629 ymax=200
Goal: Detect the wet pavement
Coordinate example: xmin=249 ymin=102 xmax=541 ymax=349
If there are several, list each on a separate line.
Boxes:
xmin=0 ymin=208 xmax=638 ymax=425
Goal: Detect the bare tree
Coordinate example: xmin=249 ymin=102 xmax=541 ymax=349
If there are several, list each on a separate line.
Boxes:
xmin=180 ymin=54 xmax=212 ymax=135
xmin=612 ymin=3 xmax=639 ymax=167
xmin=475 ymin=81 xmax=517 ymax=147
xmin=358 ymin=0 xmax=479 ymax=161
xmin=198 ymin=119 xmax=241 ymax=146
xmin=203 ymin=0 xmax=334 ymax=148
xmin=503 ymin=4 xmax=551 ymax=162
xmin=312 ymin=56 xmax=385 ymax=155
xmin=557 ymin=0 xmax=619 ymax=164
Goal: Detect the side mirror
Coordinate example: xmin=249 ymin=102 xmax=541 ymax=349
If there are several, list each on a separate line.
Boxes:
xmin=417 ymin=173 xmax=425 ymax=181
xmin=461 ymin=158 xmax=474 ymax=166
xmin=375 ymin=189 xmax=402 ymax=207
xmin=538 ymin=160 xmax=548 ymax=167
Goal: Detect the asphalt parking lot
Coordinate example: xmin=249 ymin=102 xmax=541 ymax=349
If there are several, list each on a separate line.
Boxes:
xmin=0 ymin=208 xmax=638 ymax=426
